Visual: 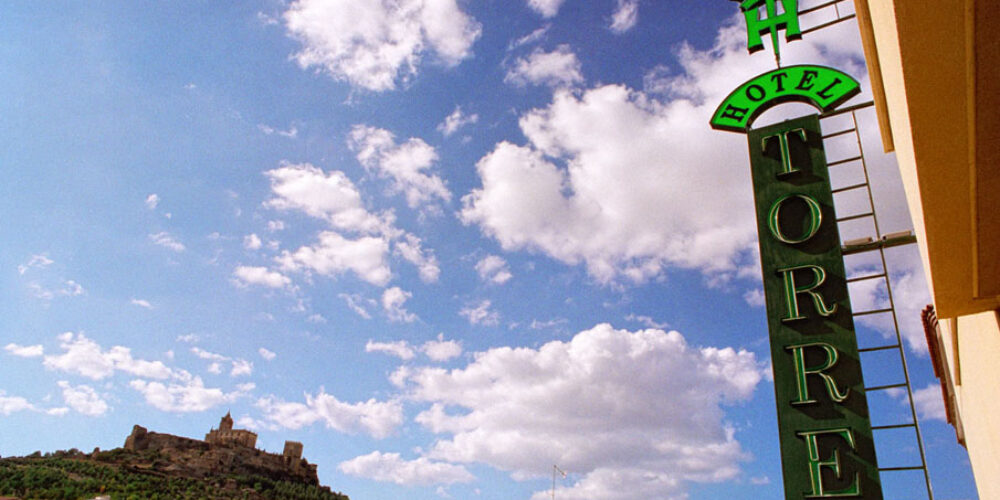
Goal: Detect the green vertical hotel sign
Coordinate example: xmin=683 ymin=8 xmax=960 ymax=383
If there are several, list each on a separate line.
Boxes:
xmin=712 ymin=1 xmax=883 ymax=496
xmin=748 ymin=115 xmax=883 ymax=498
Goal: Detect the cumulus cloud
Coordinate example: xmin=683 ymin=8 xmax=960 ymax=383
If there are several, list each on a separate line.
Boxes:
xmin=339 ymin=451 xmax=474 ymax=486
xmin=910 ymin=384 xmax=947 ymax=422
xmin=277 ymin=231 xmax=392 ymax=286
xmin=462 ymin=15 xmax=872 ymax=286
xmin=43 ymin=332 xmax=172 ymax=380
xmin=527 ymin=0 xmax=567 ymax=18
xmin=459 ymin=300 xmax=499 ymax=326
xmin=255 ymin=389 xmax=403 ymax=438
xmin=398 ymin=323 xmax=762 ymax=499
xmin=130 ymin=298 xmax=153 ymax=309
xmin=244 ymin=233 xmax=263 ymax=250
xmin=266 ymin=162 xmax=386 ymax=233
xmin=349 ymin=125 xmax=450 ymax=210
xmin=232 ymin=265 xmax=292 ymax=289
xmin=421 ymin=334 xmax=462 ymax=362
xmin=0 ymin=393 xmax=36 ymax=415
xmin=366 ymin=340 xmax=416 ymax=361
xmin=191 ymin=347 xmax=253 ymax=377
xmin=259 ymin=348 xmax=277 ymax=361
xmin=149 ymin=232 xmax=185 ymax=252
xmin=264 ymin=162 xmax=437 ymax=286
xmin=145 ymin=193 xmax=160 ymax=210
xmin=130 ymin=378 xmax=253 ymax=413
xmin=5 ymin=343 xmax=44 ymax=358
xmin=474 ymin=255 xmax=512 ymax=284
xmin=258 ymin=123 xmax=298 ymax=138
xmin=609 ymin=0 xmax=639 ymax=34
xmin=284 ymin=0 xmax=481 ymax=91
xmin=382 ymin=287 xmax=417 ymax=323
xmin=437 ymin=106 xmax=479 ymax=137
xmin=18 ymin=254 xmax=53 ymax=275
xmin=366 ymin=335 xmax=461 ymax=363
xmin=340 ymin=293 xmax=375 ymax=319
xmin=505 ymin=45 xmax=583 ymax=88
xmin=57 ymin=381 xmax=109 ymax=417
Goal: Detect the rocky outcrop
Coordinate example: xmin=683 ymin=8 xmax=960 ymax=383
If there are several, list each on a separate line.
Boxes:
xmin=122 ymin=417 xmax=319 ymax=486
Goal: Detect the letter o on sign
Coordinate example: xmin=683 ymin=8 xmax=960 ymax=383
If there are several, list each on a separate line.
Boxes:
xmin=768 ymin=194 xmax=823 ymax=244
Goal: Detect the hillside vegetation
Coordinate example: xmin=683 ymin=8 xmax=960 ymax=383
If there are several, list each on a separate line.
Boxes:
xmin=0 ymin=448 xmax=350 ymax=500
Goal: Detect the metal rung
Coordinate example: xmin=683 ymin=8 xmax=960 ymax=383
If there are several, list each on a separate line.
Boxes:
xmin=802 ymin=14 xmax=857 ymax=35
xmin=828 ymin=155 xmax=863 ymax=167
xmin=847 ymin=272 xmax=886 ymax=283
xmin=879 ymin=466 xmax=926 ymax=472
xmin=832 ymin=182 xmax=869 ymax=194
xmin=866 ymin=383 xmax=907 ymax=392
xmin=820 ymin=101 xmax=875 ymax=118
xmin=872 ymin=423 xmax=915 ymax=431
xmin=822 ymin=128 xmax=857 ymax=140
xmin=837 ymin=212 xmax=874 ymax=223
xmin=799 ymin=0 xmax=849 ymax=16
xmin=859 ymin=344 xmax=900 ymax=353
xmin=854 ymin=307 xmax=893 ymax=316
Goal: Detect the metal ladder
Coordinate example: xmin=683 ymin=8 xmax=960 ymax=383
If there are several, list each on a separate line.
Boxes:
xmin=819 ymin=103 xmax=935 ymax=500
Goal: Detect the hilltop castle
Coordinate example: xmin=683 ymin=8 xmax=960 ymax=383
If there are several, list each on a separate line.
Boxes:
xmin=123 ymin=412 xmax=316 ymax=484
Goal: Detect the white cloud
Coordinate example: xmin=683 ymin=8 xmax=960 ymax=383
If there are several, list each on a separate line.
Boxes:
xmin=475 ymin=255 xmax=512 ymax=284
xmin=609 ymin=0 xmax=639 ymax=34
xmin=394 ymin=234 xmax=440 ymax=283
xmin=233 ymin=265 xmax=292 ymax=289
xmin=265 ymin=163 xmax=385 ymax=234
xmin=401 ymin=323 xmax=762 ymax=500
xmin=264 ymin=162 xmax=438 ymax=286
xmin=130 ymin=377 xmax=252 ymax=413
xmin=176 ymin=334 xmax=200 ymax=343
xmin=742 ymin=288 xmax=765 ymax=307
xmin=438 ymin=106 xmax=479 ymax=137
xmin=5 ymin=343 xmax=44 ymax=358
xmin=18 ymin=254 xmax=53 ymax=275
xmin=57 ymin=381 xmax=109 ymax=417
xmin=0 ymin=392 xmax=36 ymax=415
xmin=463 ymin=16 xmax=871 ymax=286
xmin=27 ymin=280 xmax=85 ymax=300
xmin=307 ymin=314 xmax=327 ymax=324
xmin=505 ymin=45 xmax=583 ymax=88
xmin=284 ymin=0 xmax=481 ymax=91
xmin=459 ymin=300 xmax=499 ymax=326
xmin=509 ymin=25 xmax=550 ymax=50
xmin=382 ymin=286 xmax=417 ymax=323
xmin=910 ymin=384 xmax=947 ymax=422
xmin=43 ymin=332 xmax=172 ymax=380
xmin=624 ymin=314 xmax=668 ymax=330
xmin=339 ymin=451 xmax=474 ymax=486
xmin=339 ymin=293 xmax=375 ymax=319
xmin=255 ymin=389 xmax=403 ymax=438
xmin=259 ymin=348 xmax=277 ymax=361
xmin=244 ymin=233 xmax=263 ymax=250
xmin=349 ymin=125 xmax=451 ymax=210
xmin=366 ymin=340 xmax=416 ymax=361
xmin=130 ymin=298 xmax=153 ymax=309
xmin=277 ymin=231 xmax=392 ymax=287
xmin=149 ymin=232 xmax=185 ymax=252
xmin=421 ymin=334 xmax=462 ymax=362
xmin=267 ymin=220 xmax=286 ymax=232
xmin=527 ymin=0 xmax=567 ymax=18
xmin=145 ymin=193 xmax=160 ymax=210
xmin=230 ymin=359 xmax=254 ymax=377
xmin=258 ymin=123 xmax=299 ymax=138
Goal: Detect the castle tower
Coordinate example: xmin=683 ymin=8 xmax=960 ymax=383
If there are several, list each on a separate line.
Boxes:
xmin=219 ymin=411 xmax=234 ymax=431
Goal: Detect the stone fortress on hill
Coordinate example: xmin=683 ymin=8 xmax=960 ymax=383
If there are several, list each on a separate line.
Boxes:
xmin=123 ymin=412 xmax=319 ymax=486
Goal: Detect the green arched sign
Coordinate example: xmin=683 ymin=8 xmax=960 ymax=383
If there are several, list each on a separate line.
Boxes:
xmin=710 ymin=65 xmax=861 ymax=133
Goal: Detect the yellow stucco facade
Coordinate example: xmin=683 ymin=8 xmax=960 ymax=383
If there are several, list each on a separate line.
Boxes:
xmin=853 ymin=0 xmax=1000 ymax=497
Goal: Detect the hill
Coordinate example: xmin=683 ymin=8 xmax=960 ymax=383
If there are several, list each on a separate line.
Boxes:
xmin=0 ymin=447 xmax=350 ymax=500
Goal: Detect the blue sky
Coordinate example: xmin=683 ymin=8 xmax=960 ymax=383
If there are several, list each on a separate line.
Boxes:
xmin=0 ymin=1 xmax=978 ymax=499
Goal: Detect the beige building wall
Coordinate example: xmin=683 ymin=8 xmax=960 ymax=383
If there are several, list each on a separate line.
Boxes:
xmin=854 ymin=0 xmax=1000 ymax=498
